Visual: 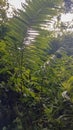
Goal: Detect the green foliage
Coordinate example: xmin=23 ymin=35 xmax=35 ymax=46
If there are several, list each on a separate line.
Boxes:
xmin=0 ymin=0 xmax=8 ymax=24
xmin=1 ymin=0 xmax=73 ymax=130
xmin=0 ymin=0 xmax=9 ymax=40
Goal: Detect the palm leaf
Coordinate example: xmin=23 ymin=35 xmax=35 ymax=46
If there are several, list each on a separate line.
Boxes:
xmin=5 ymin=0 xmax=62 ymax=69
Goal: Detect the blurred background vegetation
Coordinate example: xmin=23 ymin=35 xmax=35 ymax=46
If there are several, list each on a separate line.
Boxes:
xmin=0 ymin=0 xmax=73 ymax=130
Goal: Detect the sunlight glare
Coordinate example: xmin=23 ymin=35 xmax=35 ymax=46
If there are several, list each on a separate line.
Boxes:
xmin=61 ymin=13 xmax=73 ymax=22
xmin=8 ymin=0 xmax=25 ymax=9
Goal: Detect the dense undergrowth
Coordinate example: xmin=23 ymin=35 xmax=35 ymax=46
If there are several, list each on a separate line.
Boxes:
xmin=0 ymin=0 xmax=73 ymax=130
